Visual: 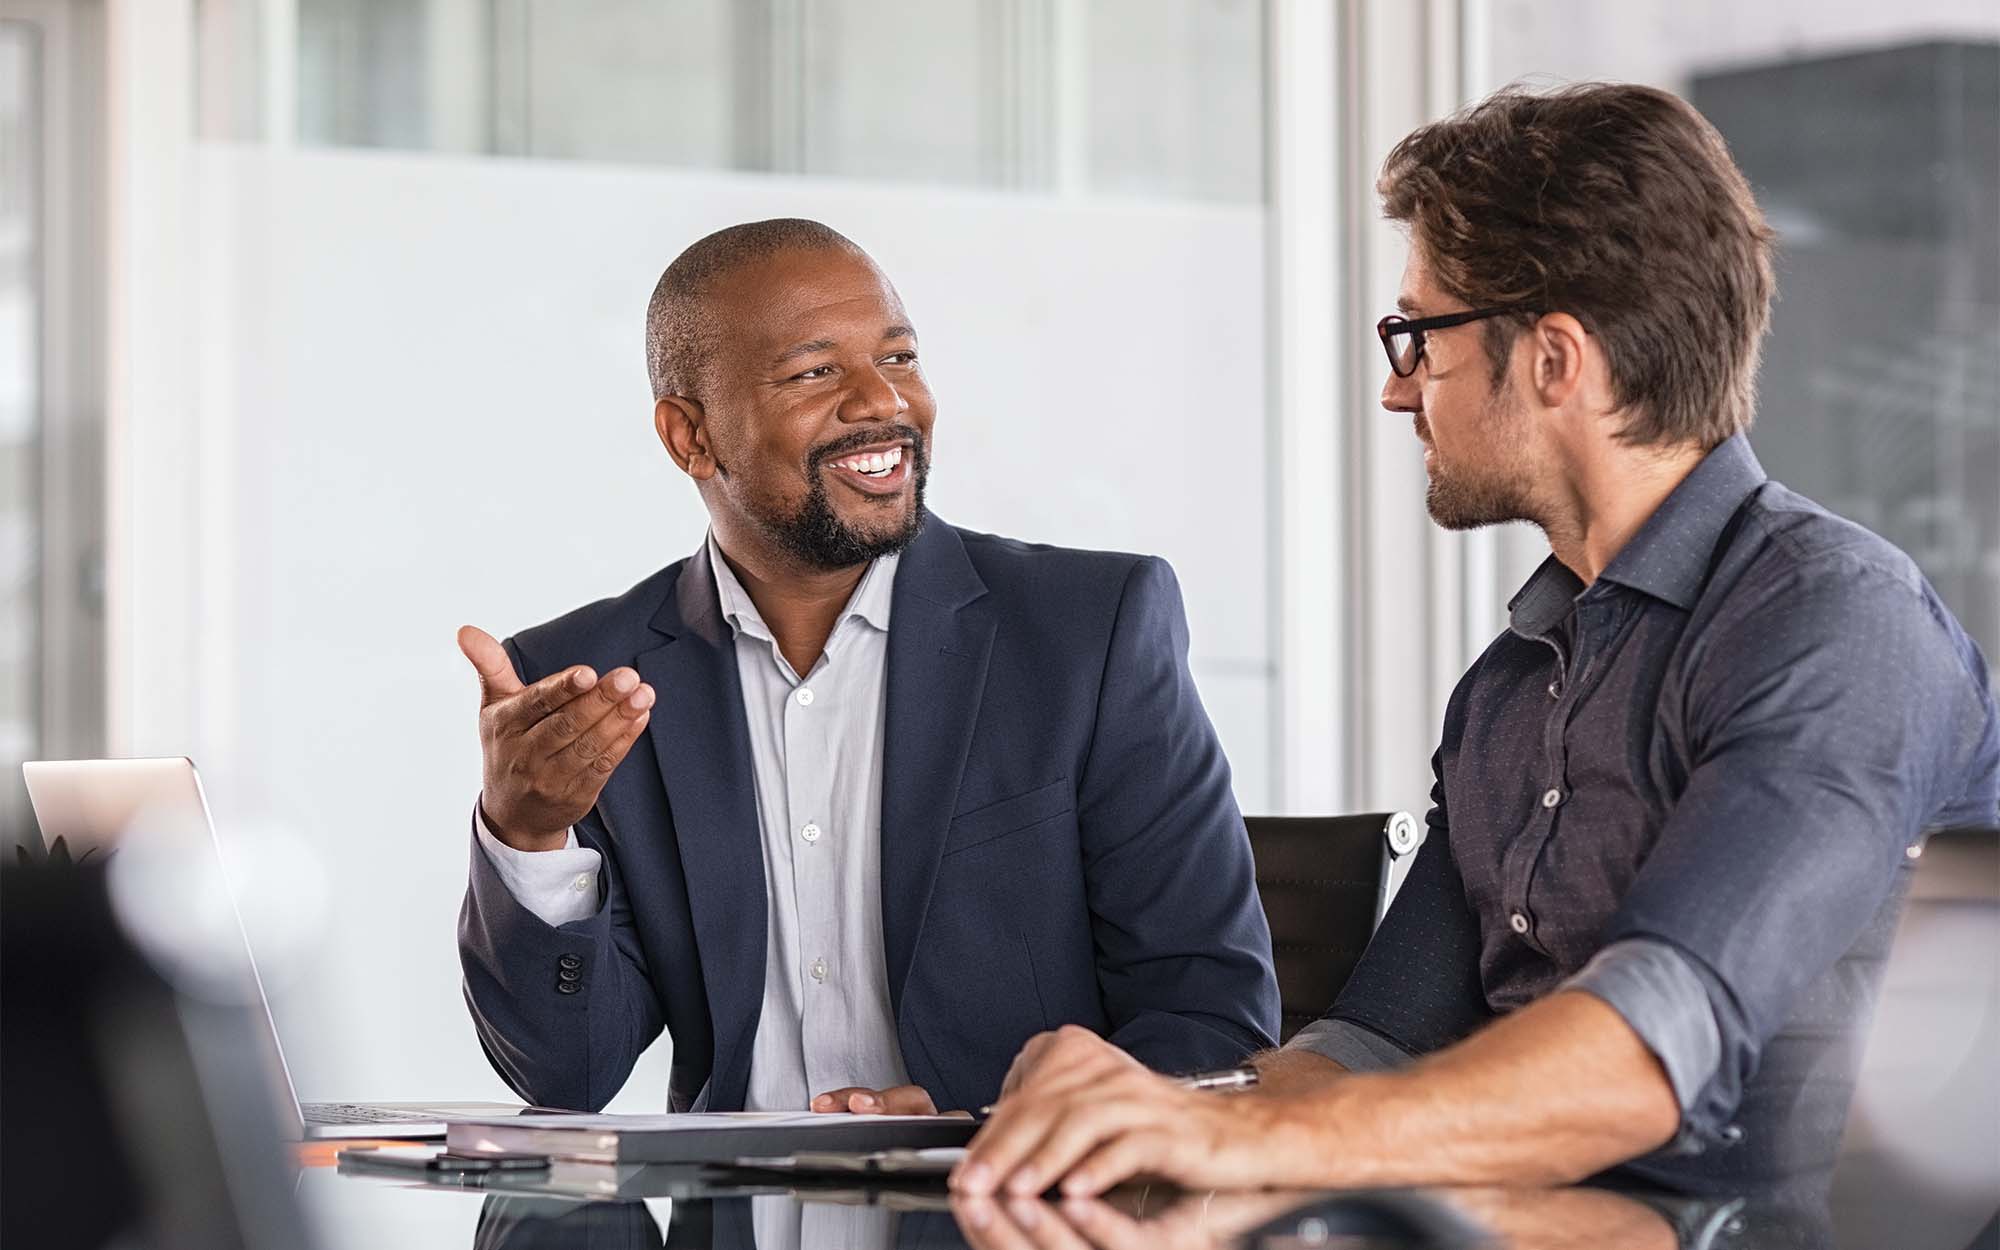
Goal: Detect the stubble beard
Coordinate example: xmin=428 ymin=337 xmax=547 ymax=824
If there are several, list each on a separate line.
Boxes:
xmin=1422 ymin=386 xmax=1542 ymax=532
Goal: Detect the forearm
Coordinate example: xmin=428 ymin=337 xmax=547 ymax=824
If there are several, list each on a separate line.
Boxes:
xmin=1270 ymin=991 xmax=1679 ymax=1188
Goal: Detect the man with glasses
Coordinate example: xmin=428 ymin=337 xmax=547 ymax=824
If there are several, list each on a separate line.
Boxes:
xmin=952 ymin=82 xmax=1999 ymax=1202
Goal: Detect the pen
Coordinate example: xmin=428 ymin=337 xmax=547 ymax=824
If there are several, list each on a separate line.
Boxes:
xmin=977 ymin=1064 xmax=1258 ymax=1118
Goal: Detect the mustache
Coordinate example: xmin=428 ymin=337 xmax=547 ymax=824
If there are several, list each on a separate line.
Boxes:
xmin=1414 ymin=415 xmax=1433 ymax=445
xmin=807 ymin=423 xmax=929 ymax=470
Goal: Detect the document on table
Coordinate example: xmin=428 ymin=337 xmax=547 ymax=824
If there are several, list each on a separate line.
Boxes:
xmin=445 ymin=1111 xmax=977 ymax=1164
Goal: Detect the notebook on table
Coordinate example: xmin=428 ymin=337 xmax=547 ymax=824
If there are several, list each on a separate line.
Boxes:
xmin=446 ymin=1111 xmax=977 ymax=1165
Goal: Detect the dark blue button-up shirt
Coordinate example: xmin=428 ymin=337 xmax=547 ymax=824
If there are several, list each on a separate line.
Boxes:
xmin=1298 ymin=435 xmax=1999 ymax=1195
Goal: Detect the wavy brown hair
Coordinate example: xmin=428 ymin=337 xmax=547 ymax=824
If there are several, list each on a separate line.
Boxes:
xmin=1379 ymin=82 xmax=1777 ymax=450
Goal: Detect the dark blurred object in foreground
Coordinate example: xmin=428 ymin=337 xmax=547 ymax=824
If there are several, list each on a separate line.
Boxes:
xmin=1831 ymin=825 xmax=2000 ymax=1250
xmin=1 ymin=846 xmax=317 ymax=1250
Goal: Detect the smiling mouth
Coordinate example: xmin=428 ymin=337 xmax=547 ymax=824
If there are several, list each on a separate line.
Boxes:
xmin=831 ymin=444 xmax=904 ymax=477
xmin=822 ymin=442 xmax=913 ymax=496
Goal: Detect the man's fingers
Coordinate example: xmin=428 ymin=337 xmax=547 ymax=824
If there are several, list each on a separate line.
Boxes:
xmin=998 ymin=1030 xmax=1062 ymax=1100
xmin=869 ymin=1085 xmax=940 ymax=1115
xmin=1004 ymin=1031 xmax=1132 ymax=1106
xmin=998 ymin=1101 xmax=1153 ymax=1197
xmin=494 ymin=665 xmax=600 ymax=736
xmin=956 ymin=1099 xmax=1069 ymax=1195
xmin=1057 ymin=1130 xmax=1169 ymax=1198
xmin=809 ymin=1084 xmax=940 ymax=1116
xmin=812 ymin=1087 xmax=871 ymax=1113
xmin=530 ymin=669 xmax=654 ymax=762
xmin=458 ymin=625 xmax=525 ymax=704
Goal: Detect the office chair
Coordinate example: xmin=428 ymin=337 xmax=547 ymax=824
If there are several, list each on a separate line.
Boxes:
xmin=1244 ymin=812 xmax=1421 ymax=1043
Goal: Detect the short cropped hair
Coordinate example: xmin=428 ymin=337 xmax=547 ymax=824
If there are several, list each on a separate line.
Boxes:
xmin=645 ymin=218 xmax=866 ymax=400
xmin=1379 ymin=82 xmax=1777 ymax=448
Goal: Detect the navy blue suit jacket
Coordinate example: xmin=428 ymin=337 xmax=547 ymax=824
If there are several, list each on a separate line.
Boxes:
xmin=458 ymin=516 xmax=1278 ymax=1112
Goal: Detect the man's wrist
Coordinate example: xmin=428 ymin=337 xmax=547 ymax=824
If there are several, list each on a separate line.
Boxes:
xmin=1252 ymin=1068 xmax=1408 ymax=1189
xmin=478 ymin=797 xmax=568 ymax=853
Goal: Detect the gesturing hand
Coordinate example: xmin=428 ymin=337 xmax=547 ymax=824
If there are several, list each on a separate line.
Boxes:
xmin=459 ymin=625 xmax=655 ymax=852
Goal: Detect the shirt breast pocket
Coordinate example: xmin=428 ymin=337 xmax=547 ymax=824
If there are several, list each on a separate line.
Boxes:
xmin=941 ymin=778 xmax=1075 ymax=858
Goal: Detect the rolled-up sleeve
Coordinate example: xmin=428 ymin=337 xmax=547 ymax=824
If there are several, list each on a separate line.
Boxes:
xmin=1565 ymin=938 xmax=1722 ymax=1154
xmin=1602 ymin=562 xmax=1992 ymax=1145
xmin=1282 ymin=1016 xmax=1416 ymax=1071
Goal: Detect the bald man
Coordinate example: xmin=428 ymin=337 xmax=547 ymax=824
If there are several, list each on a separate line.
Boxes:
xmin=455 ymin=220 xmax=1278 ymax=1116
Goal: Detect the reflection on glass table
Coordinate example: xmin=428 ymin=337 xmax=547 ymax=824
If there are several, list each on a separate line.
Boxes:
xmin=310 ymin=1160 xmax=1857 ymax=1250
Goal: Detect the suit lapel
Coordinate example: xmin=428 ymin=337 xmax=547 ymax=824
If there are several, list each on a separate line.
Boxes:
xmin=637 ymin=542 xmax=765 ymax=1112
xmin=881 ymin=518 xmax=995 ymax=1015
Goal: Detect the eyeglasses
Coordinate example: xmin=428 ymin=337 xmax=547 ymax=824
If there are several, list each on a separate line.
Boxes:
xmin=1376 ymin=304 xmax=1537 ymax=377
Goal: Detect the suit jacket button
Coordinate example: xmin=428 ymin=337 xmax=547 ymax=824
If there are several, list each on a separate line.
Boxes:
xmin=558 ymin=954 xmax=582 ymax=971
xmin=557 ymin=981 xmax=581 ymax=995
xmin=559 ymin=967 xmax=581 ymax=982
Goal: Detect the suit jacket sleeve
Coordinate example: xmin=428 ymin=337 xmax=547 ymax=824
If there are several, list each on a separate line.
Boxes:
xmin=456 ymin=635 xmax=668 ymax=1111
xmin=1075 ymin=556 xmax=1280 ymax=1067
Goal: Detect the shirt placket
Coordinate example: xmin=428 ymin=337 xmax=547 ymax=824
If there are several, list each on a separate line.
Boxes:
xmin=1498 ymin=620 xmax=1569 ymax=952
xmin=784 ymin=646 xmax=843 ymax=1100
xmin=1505 ymin=594 xmax=1632 ymax=951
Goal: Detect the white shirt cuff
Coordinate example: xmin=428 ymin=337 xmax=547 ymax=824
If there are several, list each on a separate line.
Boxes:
xmin=473 ymin=802 xmax=602 ymax=927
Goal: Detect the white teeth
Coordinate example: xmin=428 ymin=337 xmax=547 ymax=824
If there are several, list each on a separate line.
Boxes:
xmin=837 ymin=446 xmax=903 ymax=477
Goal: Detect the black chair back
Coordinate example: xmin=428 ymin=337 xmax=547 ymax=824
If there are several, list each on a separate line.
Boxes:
xmin=1245 ymin=813 xmax=1420 ymax=1042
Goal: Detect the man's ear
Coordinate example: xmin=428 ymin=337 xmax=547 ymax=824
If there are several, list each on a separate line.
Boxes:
xmin=1526 ymin=312 xmax=1591 ymax=409
xmin=656 ymin=395 xmax=717 ymax=480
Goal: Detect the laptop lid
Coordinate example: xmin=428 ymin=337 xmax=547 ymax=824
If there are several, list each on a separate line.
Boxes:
xmin=21 ymin=758 xmax=311 ymax=1136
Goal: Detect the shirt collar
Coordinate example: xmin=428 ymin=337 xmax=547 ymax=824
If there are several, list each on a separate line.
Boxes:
xmin=1507 ymin=555 xmax=1587 ymax=641
xmin=1507 ymin=434 xmax=1767 ymax=638
xmin=1595 ymin=434 xmax=1767 ymax=611
xmin=704 ymin=531 xmax=899 ymax=648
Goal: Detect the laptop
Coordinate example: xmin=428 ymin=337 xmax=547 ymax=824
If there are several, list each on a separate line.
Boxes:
xmin=22 ymin=757 xmax=523 ymax=1139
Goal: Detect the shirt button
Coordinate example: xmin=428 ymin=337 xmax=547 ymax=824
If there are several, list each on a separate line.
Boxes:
xmin=795 ymin=687 xmax=815 ymax=707
xmin=801 ymin=822 xmax=822 ymax=844
xmin=1541 ymin=788 xmax=1563 ymax=808
xmin=1509 ymin=910 xmax=1530 ymax=935
xmin=571 ymin=873 xmax=591 ymax=892
xmin=809 ymin=958 xmax=828 ymax=983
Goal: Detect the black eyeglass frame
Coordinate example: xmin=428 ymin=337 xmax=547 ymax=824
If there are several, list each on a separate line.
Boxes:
xmin=1376 ymin=304 xmax=1539 ymax=377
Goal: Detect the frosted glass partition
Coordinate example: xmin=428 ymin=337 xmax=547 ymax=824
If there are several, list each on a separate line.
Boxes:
xmin=293 ymin=0 xmax=1265 ymax=202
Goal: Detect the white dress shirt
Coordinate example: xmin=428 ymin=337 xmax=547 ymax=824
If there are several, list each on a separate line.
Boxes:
xmin=476 ymin=533 xmax=910 ymax=1110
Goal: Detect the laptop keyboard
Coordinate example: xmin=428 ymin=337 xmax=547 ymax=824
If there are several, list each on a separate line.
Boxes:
xmin=304 ymin=1103 xmax=449 ymax=1125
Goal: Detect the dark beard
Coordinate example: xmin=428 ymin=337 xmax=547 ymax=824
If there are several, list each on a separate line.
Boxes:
xmin=1425 ymin=466 xmax=1530 ymax=531
xmin=1420 ymin=396 xmax=1538 ymax=531
xmin=756 ymin=425 xmax=931 ymax=570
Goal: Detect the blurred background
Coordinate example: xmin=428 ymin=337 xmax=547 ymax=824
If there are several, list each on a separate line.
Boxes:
xmin=2 ymin=0 xmax=1994 ymax=1126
